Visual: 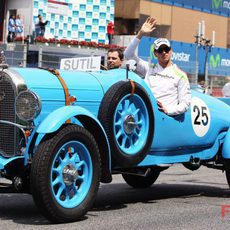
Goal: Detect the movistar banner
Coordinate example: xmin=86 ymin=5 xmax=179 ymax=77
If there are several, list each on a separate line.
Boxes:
xmin=206 ymin=48 xmax=230 ymax=76
xmin=151 ymin=0 xmax=230 ymax=17
xmin=138 ymin=36 xmax=230 ymax=76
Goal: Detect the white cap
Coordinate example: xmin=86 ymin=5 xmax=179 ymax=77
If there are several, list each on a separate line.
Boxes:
xmin=153 ymin=38 xmax=171 ymax=51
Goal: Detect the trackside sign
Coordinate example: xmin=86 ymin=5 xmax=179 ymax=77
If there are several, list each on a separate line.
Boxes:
xmin=60 ymin=56 xmax=101 ymax=71
xmin=151 ymin=0 xmax=229 ymax=16
xmin=210 ymin=54 xmax=230 ymax=68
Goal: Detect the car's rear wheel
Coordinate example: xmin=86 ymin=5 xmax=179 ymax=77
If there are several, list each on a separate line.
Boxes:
xmin=30 ymin=125 xmax=100 ymax=223
xmin=98 ymin=80 xmax=154 ymax=167
xmin=122 ymin=167 xmax=160 ymax=188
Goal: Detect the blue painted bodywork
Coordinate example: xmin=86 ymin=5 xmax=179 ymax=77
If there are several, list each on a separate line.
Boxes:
xmin=1 ymin=67 xmax=230 ymax=172
xmin=218 ymin=97 xmax=230 ymax=106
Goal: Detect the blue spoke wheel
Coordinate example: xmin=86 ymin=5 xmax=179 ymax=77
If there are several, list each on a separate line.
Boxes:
xmin=30 ymin=125 xmax=100 ymax=223
xmin=98 ymin=81 xmax=154 ymax=167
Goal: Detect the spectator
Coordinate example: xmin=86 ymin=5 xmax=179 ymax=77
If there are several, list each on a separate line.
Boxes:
xmin=107 ymin=21 xmax=114 ymax=45
xmin=197 ymin=80 xmax=206 ymax=93
xmin=107 ymin=48 xmax=124 ymax=70
xmin=222 ymin=79 xmax=230 ymax=97
xmin=34 ymin=15 xmax=41 ymax=38
xmin=124 ymin=17 xmax=191 ymax=116
xmin=15 ymin=14 xmax=24 ymax=38
xmin=7 ymin=15 xmax=16 ymax=42
xmin=39 ymin=15 xmax=48 ymax=37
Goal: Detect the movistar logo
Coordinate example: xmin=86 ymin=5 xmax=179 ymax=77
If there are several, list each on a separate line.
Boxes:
xmin=212 ymin=0 xmax=230 ymax=10
xmin=212 ymin=0 xmax=222 ymax=9
xmin=210 ymin=54 xmax=221 ymax=68
xmin=150 ymin=44 xmax=157 ymax=61
xmin=210 ymin=54 xmax=230 ymax=68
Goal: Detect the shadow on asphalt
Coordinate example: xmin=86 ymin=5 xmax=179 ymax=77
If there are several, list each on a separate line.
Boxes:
xmin=93 ymin=183 xmax=230 ymax=210
xmin=0 ymin=182 xmax=229 ymax=225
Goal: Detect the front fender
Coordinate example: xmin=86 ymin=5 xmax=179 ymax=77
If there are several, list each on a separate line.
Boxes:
xmin=37 ymin=106 xmax=96 ymax=133
xmin=223 ymin=129 xmax=230 ymax=159
xmin=35 ymin=105 xmax=112 ymax=183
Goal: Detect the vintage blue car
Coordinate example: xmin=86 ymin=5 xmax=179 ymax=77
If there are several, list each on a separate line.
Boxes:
xmin=0 ymin=64 xmax=230 ymax=223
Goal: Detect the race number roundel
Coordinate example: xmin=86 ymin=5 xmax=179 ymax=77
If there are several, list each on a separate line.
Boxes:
xmin=191 ymin=97 xmax=211 ymax=137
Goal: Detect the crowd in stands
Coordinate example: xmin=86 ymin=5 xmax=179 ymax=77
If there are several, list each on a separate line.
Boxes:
xmin=6 ymin=14 xmax=119 ymax=50
xmin=7 ymin=14 xmax=24 ymax=42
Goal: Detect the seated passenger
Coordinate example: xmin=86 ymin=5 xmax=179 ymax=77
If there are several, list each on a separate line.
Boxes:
xmin=107 ymin=48 xmax=124 ymax=70
xmin=124 ymin=17 xmax=191 ymax=116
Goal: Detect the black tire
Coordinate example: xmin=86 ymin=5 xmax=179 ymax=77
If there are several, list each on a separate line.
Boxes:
xmin=30 ymin=125 xmax=101 ymax=223
xmin=98 ymin=80 xmax=154 ymax=167
xmin=122 ymin=168 xmax=160 ymax=188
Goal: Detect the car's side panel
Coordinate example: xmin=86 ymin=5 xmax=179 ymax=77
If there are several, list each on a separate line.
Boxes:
xmin=218 ymin=97 xmax=230 ymax=106
xmin=151 ymin=92 xmax=230 ymax=152
xmin=139 ymin=132 xmax=226 ymax=166
xmin=93 ymin=70 xmax=230 ymax=157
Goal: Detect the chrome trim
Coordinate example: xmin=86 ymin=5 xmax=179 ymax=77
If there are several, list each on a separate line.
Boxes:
xmin=2 ymin=68 xmax=27 ymax=94
xmin=0 ymin=69 xmax=28 ymax=157
xmin=124 ymin=115 xmax=137 ymax=135
xmin=0 ymin=119 xmax=29 ymax=129
xmin=63 ymin=164 xmax=79 ymax=186
xmin=15 ymin=90 xmax=42 ymax=121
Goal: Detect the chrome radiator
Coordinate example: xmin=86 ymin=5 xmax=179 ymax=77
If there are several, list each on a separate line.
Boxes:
xmin=0 ymin=70 xmax=25 ymax=157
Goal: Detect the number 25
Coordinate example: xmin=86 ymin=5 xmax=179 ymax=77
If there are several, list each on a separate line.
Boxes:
xmin=193 ymin=105 xmax=209 ymax=126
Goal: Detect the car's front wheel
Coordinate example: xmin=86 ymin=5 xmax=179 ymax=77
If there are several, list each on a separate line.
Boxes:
xmin=30 ymin=125 xmax=101 ymax=223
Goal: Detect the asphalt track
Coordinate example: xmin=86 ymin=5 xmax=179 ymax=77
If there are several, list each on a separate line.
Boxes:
xmin=0 ymin=164 xmax=230 ymax=230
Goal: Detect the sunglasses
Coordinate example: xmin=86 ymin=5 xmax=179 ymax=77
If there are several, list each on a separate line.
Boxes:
xmin=156 ymin=46 xmax=171 ymax=54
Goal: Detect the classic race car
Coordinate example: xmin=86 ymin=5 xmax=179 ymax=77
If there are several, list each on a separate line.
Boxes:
xmin=0 ymin=64 xmax=230 ymax=223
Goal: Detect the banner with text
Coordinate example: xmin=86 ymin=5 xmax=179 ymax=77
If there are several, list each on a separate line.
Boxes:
xmin=60 ymin=56 xmax=101 ymax=72
xmin=47 ymin=0 xmax=69 ymax=16
xmin=139 ymin=36 xmax=230 ymax=77
xmin=151 ymin=0 xmax=230 ymax=17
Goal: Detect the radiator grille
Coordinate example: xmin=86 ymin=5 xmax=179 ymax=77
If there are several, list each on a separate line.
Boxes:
xmin=0 ymin=72 xmax=18 ymax=157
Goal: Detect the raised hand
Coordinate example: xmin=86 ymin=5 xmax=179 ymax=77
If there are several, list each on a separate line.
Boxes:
xmin=141 ymin=17 xmax=157 ymax=34
xmin=137 ymin=17 xmax=157 ymax=39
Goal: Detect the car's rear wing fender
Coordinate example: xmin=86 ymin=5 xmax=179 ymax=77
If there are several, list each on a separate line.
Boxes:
xmin=222 ymin=128 xmax=230 ymax=159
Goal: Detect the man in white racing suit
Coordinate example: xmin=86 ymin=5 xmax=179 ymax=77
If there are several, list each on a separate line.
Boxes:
xmin=124 ymin=17 xmax=191 ymax=116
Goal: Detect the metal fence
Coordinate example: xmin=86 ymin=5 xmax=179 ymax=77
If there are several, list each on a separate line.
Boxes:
xmin=36 ymin=44 xmax=107 ymax=69
xmin=0 ymin=43 xmax=27 ymax=67
xmin=0 ymin=42 xmax=107 ymax=69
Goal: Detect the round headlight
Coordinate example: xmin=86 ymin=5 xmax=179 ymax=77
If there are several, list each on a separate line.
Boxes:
xmin=15 ymin=90 xmax=41 ymax=121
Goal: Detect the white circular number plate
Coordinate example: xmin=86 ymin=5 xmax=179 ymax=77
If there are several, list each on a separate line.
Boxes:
xmin=191 ymin=97 xmax=211 ymax=137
